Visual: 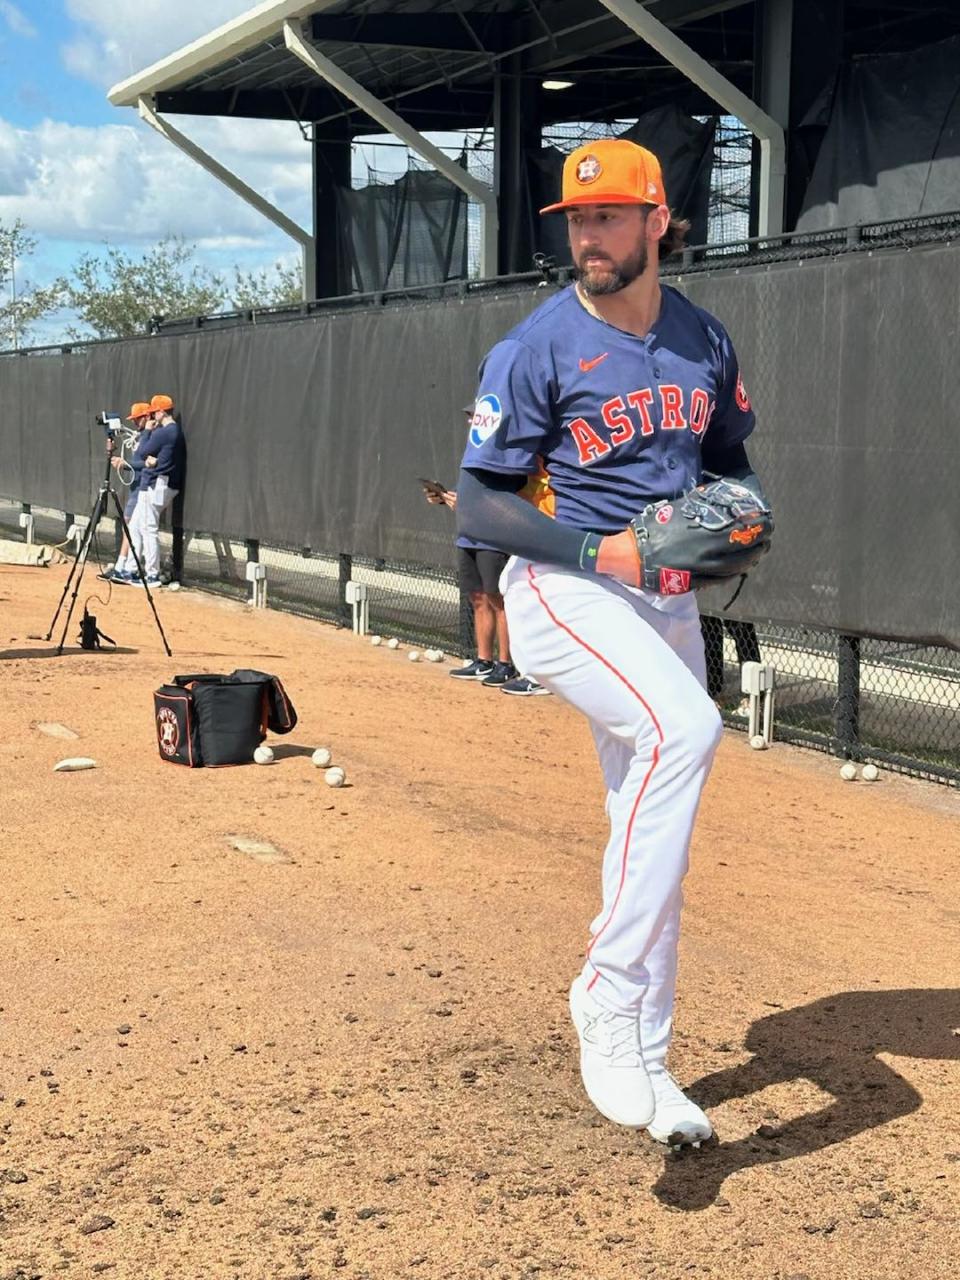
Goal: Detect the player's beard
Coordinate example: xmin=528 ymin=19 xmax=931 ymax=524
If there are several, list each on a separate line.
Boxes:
xmin=575 ymin=241 xmax=648 ymax=296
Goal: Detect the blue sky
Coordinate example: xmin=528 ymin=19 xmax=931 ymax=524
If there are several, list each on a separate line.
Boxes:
xmin=0 ymin=1 xmax=344 ymax=341
xmin=0 ymin=2 xmax=113 ymax=129
xmin=0 ymin=1 xmax=477 ymax=343
xmin=0 ymin=2 xmax=539 ymax=348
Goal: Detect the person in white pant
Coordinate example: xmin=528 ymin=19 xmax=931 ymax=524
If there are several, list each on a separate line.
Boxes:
xmin=99 ymin=401 xmax=155 ymax=584
xmin=119 ymin=393 xmax=183 ymax=587
xmin=455 ymin=139 xmax=768 ymax=1147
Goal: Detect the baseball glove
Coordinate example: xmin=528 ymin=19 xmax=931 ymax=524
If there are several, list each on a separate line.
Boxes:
xmin=630 ymin=477 xmax=774 ymax=595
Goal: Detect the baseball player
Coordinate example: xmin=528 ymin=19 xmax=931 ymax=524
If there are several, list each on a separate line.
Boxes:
xmin=456 ymin=139 xmax=768 ymax=1145
xmin=117 ymin=393 xmax=184 ymax=587
xmin=99 ymin=401 xmax=155 ymax=583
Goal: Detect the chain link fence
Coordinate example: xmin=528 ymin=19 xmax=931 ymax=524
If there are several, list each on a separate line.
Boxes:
xmin=3 ymin=497 xmax=957 ymax=787
xmin=5 ymin=209 xmax=960 ymax=786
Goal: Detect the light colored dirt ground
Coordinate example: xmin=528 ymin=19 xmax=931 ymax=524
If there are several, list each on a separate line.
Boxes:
xmin=1 ymin=563 xmax=959 ymax=1280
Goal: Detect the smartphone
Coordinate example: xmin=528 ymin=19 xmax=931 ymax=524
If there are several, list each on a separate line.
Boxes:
xmin=419 ymin=478 xmax=449 ymax=500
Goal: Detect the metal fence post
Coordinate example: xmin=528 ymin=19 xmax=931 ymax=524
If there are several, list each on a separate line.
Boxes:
xmin=338 ymin=553 xmax=352 ymax=628
xmin=459 ymin=585 xmax=474 ymax=658
xmin=245 ymin=538 xmax=261 ymax=606
xmin=835 ymin=634 xmax=861 ymax=757
xmin=171 ymin=525 xmax=184 ymax=583
xmin=171 ymin=491 xmax=185 ymax=584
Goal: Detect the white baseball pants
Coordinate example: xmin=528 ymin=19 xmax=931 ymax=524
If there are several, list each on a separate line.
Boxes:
xmin=121 ymin=478 xmax=177 ymax=579
xmin=502 ymin=557 xmax=722 ymax=1068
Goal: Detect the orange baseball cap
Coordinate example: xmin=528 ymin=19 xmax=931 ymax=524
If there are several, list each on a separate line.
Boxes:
xmin=150 ymin=393 xmax=174 ymax=412
xmin=540 ymin=139 xmax=666 ymax=214
xmin=127 ymin=402 xmax=152 ymax=421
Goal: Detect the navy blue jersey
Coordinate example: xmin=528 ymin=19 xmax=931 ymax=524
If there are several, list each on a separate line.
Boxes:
xmin=128 ymin=428 xmax=155 ymax=493
xmin=460 ymin=284 xmax=755 ymax=535
xmin=144 ymin=420 xmax=185 ymax=491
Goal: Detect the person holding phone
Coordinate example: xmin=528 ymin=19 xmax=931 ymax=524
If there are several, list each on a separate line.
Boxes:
xmin=421 ymin=408 xmax=548 ymax=695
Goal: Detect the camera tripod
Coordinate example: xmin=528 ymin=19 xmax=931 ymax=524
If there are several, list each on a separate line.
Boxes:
xmin=45 ymin=445 xmax=172 ymax=656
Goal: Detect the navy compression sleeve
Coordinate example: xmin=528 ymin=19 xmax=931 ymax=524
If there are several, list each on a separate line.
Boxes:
xmin=700 ymin=438 xmax=766 ymax=497
xmin=456 ymin=468 xmax=605 ymax=572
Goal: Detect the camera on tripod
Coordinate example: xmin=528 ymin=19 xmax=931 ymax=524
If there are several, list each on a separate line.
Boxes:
xmin=95 ymin=410 xmax=125 ymax=439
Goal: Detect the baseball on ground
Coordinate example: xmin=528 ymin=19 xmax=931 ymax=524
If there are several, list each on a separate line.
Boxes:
xmin=253 ymin=745 xmax=275 ymax=765
xmin=840 ymin=762 xmax=857 ymax=781
xmin=370 ymin=635 xmax=382 ymax=646
xmin=861 ymin=763 xmax=880 ymax=782
xmin=749 ymin=735 xmax=766 ymax=750
xmin=311 ymin=747 xmax=332 ymax=768
xmin=324 ymin=766 xmax=346 ymax=787
xmin=386 ymin=638 xmax=400 ymax=649
xmin=408 ymin=650 xmax=421 ymax=662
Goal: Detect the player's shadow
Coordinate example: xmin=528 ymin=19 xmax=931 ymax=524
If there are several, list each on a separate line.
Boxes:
xmin=655 ymin=988 xmax=960 ymax=1211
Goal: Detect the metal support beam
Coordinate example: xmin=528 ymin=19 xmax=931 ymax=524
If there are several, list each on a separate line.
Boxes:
xmin=524 ymin=0 xmax=753 ymax=74
xmin=284 ymin=19 xmax=498 ymax=278
xmin=312 ymin=123 xmax=352 ymax=299
xmin=138 ymin=96 xmax=317 ymax=301
xmin=782 ymin=0 xmax=844 ymax=231
xmin=597 ymin=0 xmax=786 ymax=236
xmin=310 ymin=12 xmax=511 ymax=53
xmin=494 ymin=56 xmax=542 ymax=275
xmin=757 ymin=0 xmax=793 ymax=128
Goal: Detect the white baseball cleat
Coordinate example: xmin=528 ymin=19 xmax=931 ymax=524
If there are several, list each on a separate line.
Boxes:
xmin=569 ymin=976 xmax=655 ymax=1128
xmin=645 ymin=1066 xmax=713 ymax=1147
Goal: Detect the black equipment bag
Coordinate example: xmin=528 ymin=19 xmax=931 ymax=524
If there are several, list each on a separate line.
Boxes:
xmin=229 ymin=668 xmax=298 ymax=733
xmin=153 ymin=669 xmax=297 ymax=767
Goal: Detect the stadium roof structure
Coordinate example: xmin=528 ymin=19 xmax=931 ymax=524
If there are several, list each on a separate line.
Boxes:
xmin=108 ymin=0 xmax=960 ymax=298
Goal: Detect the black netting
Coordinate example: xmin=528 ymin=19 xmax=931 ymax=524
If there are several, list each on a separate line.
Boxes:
xmin=797 ymin=33 xmax=960 ymax=232
xmin=337 ymin=166 xmax=469 ymax=292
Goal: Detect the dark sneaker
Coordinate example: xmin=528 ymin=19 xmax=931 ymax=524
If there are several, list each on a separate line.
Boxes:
xmin=97 ymin=567 xmax=123 ymax=582
xmin=481 ymin=661 xmax=518 ymax=687
xmin=449 ymin=659 xmax=495 ymax=680
xmin=501 ymin=676 xmax=551 ymax=696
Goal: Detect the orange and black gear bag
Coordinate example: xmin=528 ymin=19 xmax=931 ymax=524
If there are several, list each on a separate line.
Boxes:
xmin=153 ymin=669 xmax=297 ymax=767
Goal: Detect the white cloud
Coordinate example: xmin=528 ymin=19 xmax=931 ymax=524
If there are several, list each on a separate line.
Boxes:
xmin=0 ymin=115 xmax=311 ymax=245
xmin=62 ymin=0 xmax=254 ymax=89
xmin=0 ymin=1 xmax=36 ymax=39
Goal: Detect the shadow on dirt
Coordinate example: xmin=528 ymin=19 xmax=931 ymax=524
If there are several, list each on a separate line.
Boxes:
xmin=1 ymin=645 xmax=139 ymax=659
xmin=655 ymin=988 xmax=960 ymax=1210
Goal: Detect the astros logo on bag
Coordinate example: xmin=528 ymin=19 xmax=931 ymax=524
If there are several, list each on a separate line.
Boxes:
xmin=157 ymin=707 xmax=179 ymax=756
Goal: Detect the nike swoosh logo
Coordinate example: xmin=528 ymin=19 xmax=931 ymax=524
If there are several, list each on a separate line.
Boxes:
xmin=579 ymin=353 xmax=609 ymax=373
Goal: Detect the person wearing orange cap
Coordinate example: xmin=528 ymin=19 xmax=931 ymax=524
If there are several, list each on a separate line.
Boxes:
xmin=455 ymin=139 xmax=767 ymax=1146
xmin=117 ymin=393 xmax=184 ymax=587
xmin=98 ymin=401 xmax=156 ymax=583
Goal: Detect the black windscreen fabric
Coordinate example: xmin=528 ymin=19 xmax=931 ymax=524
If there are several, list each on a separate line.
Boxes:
xmin=797 ymin=33 xmax=960 ymax=231
xmin=338 ymin=168 xmax=469 ymax=292
xmin=2 ymin=245 xmax=958 ymax=648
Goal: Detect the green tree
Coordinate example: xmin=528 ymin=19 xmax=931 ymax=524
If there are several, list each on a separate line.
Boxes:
xmin=64 ymin=235 xmax=227 ymax=339
xmin=231 ymin=259 xmax=303 ymax=310
xmin=0 ymin=220 xmax=65 ymax=350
